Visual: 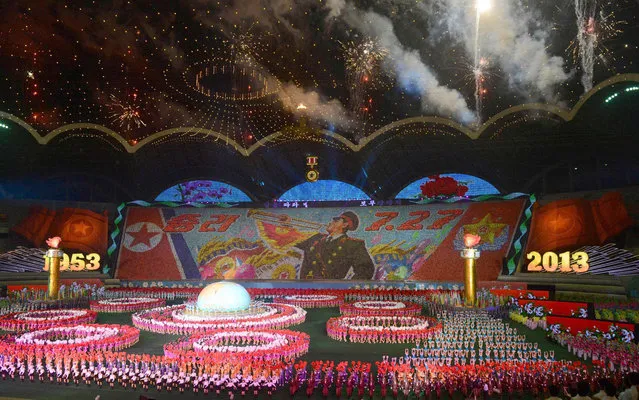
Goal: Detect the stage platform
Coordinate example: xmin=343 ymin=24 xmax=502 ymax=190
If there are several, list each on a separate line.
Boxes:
xmin=499 ymin=272 xmax=628 ymax=300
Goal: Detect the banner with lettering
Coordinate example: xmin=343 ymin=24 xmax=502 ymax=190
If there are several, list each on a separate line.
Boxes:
xmin=115 ymin=199 xmax=526 ymax=281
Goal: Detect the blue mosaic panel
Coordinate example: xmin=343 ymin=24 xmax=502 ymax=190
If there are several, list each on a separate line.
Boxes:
xmin=278 ymin=180 xmax=371 ymax=201
xmin=155 ymin=180 xmax=252 ymax=203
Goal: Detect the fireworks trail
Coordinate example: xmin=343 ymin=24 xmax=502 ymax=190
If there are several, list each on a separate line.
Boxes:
xmin=570 ymin=1 xmax=626 ymax=91
xmin=340 ymin=39 xmax=388 ymax=113
xmin=473 ymin=0 xmax=491 ymax=124
xmin=107 ymin=94 xmax=146 ymax=131
xmin=574 ymin=0 xmax=598 ymax=92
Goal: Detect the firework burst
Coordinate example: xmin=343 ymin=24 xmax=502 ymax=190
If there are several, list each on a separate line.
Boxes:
xmin=571 ymin=11 xmax=625 ymax=63
xmin=340 ymin=39 xmax=389 ymax=113
xmin=107 ymin=94 xmax=146 ymax=131
xmin=225 ymin=22 xmax=271 ymax=65
xmin=229 ymin=31 xmax=256 ymax=63
xmin=570 ymin=0 xmax=627 ymax=91
xmin=445 ymin=55 xmax=498 ymax=105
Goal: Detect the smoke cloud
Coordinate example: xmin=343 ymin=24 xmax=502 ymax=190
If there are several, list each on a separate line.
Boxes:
xmin=340 ymin=6 xmax=477 ymax=125
xmin=205 ymin=0 xmax=302 ymax=38
xmin=426 ymin=0 xmax=570 ymax=102
xmin=326 ymin=0 xmax=347 ymax=19
xmin=278 ymin=83 xmax=353 ymax=129
xmin=140 ymin=23 xmax=184 ymax=70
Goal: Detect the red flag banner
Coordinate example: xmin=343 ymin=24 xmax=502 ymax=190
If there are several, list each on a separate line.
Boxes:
xmin=527 ymin=193 xmax=634 ymax=254
xmin=115 ymin=208 xmax=184 ymax=280
xmin=255 ymin=221 xmax=314 ymax=249
xmin=46 ymin=208 xmax=108 ymax=255
xmin=11 ymin=206 xmax=56 ymax=247
xmin=526 ymin=199 xmax=598 ymax=253
xmin=591 ymin=192 xmax=634 ymax=244
xmin=199 ymin=245 xmax=266 ymax=279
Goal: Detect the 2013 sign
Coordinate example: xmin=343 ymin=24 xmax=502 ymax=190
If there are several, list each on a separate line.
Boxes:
xmin=43 ymin=253 xmax=101 ymax=271
xmin=526 ymin=251 xmax=589 ymax=273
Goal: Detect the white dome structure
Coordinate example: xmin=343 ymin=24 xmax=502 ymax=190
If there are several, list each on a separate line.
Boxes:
xmin=196 ymin=281 xmax=252 ymax=313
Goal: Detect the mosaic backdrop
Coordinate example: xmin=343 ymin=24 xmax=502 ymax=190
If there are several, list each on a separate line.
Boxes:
xmin=115 ymin=199 xmax=526 ymax=281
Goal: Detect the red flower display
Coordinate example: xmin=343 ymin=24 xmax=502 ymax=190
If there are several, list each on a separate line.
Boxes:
xmin=420 ymin=175 xmax=469 ymax=198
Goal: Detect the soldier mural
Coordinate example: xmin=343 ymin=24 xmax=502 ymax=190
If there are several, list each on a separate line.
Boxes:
xmin=292 ymin=211 xmax=375 ymax=280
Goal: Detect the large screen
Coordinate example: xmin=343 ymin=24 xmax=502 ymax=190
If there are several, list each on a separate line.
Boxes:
xmin=115 ymin=199 xmax=526 ymax=281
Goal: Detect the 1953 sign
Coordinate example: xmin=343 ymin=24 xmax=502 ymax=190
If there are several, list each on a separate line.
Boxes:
xmin=43 ymin=253 xmax=101 ymax=271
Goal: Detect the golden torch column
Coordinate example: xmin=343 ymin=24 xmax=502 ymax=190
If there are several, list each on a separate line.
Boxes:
xmin=45 ymin=248 xmax=64 ymax=299
xmin=460 ymin=247 xmax=481 ymax=307
xmin=44 ymin=237 xmax=63 ymax=299
xmin=460 ymin=234 xmax=481 ymax=307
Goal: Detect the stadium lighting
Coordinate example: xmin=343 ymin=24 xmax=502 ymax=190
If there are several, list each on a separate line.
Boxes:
xmin=476 ymin=0 xmax=492 ymax=13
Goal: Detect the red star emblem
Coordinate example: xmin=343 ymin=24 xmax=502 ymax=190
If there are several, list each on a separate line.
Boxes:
xmin=127 ymin=223 xmax=161 ymax=248
xmin=70 ymin=219 xmax=93 ymax=237
xmin=548 ymin=211 xmax=573 ymax=234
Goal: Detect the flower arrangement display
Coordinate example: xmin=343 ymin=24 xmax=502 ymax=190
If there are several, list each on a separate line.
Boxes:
xmin=509 ymin=311 xmax=547 ymax=330
xmin=489 ymin=289 xmax=549 ymax=300
xmin=510 ymin=299 xmax=595 ymax=333
xmin=89 ymin=297 xmax=166 ymax=313
xmin=548 ymin=323 xmax=636 ymax=344
xmin=163 ymin=329 xmax=310 ymax=362
xmin=0 ymin=309 xmax=98 ymax=332
xmin=557 ymin=292 xmax=635 ymax=303
xmin=273 ymin=294 xmax=343 ymax=308
xmin=571 ymin=307 xmax=589 ymax=318
xmin=339 ymin=301 xmax=422 ymax=316
xmin=508 ymin=298 xmax=550 ymax=331
xmin=132 ymin=303 xmax=307 ymax=334
xmin=327 ymin=315 xmax=441 ymax=343
xmin=595 ymin=305 xmax=639 ymax=323
xmin=3 ymin=324 xmax=139 ymax=352
xmin=514 ymin=301 xmax=548 ymax=319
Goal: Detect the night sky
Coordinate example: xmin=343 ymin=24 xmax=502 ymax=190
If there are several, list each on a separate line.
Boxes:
xmin=1 ymin=0 xmax=638 ymax=146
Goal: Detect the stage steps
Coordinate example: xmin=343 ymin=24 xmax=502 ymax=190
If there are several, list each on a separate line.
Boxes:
xmin=499 ymin=272 xmax=628 ymax=300
xmin=103 ymin=278 xmax=121 ymax=288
